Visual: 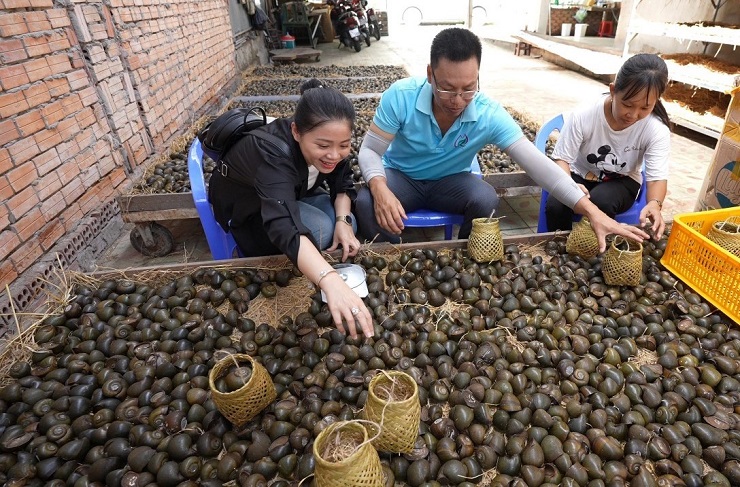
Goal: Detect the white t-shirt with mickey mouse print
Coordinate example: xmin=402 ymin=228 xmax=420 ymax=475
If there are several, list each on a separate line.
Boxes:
xmin=552 ymin=95 xmax=670 ymax=185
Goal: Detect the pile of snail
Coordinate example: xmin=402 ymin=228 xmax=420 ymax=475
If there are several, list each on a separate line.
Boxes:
xmin=238 ymin=77 xmax=399 ymax=97
xmin=249 ymin=64 xmax=409 ymax=80
xmin=0 ymin=235 xmax=738 ymax=486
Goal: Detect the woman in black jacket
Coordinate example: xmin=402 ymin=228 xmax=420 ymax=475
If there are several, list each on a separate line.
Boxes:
xmin=209 ymin=80 xmax=372 ymax=338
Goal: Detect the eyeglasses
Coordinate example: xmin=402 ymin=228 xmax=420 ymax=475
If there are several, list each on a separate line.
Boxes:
xmin=431 ymin=70 xmax=478 ymax=101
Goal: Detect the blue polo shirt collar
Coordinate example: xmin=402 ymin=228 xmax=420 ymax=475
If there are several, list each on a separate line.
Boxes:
xmin=416 ymin=80 xmax=480 ymax=123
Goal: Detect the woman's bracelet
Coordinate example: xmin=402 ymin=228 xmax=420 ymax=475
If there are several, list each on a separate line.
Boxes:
xmin=649 ymin=199 xmax=663 ymax=209
xmin=317 ymin=268 xmax=338 ymax=286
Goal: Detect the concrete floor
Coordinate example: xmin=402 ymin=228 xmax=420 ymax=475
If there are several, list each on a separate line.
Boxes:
xmin=96 ymin=25 xmax=717 ymax=270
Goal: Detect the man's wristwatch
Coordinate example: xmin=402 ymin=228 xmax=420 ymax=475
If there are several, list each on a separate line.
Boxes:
xmin=336 ymin=215 xmax=353 ymax=226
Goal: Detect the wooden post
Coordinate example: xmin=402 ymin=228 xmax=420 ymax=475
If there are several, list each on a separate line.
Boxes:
xmin=468 ymin=0 xmax=473 ymax=28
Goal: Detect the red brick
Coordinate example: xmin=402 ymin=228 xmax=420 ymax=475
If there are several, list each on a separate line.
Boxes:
xmin=13 ymin=206 xmax=45 ymax=240
xmin=35 ymin=171 xmax=62 ymax=201
xmin=0 ymin=176 xmax=11 ymax=201
xmin=22 ymin=36 xmax=51 ymax=57
xmin=0 ymin=261 xmax=19 ymax=290
xmin=30 ymin=0 xmax=54 ymax=8
xmin=7 ymin=164 xmax=37 ymax=192
xmin=56 ymin=161 xmax=80 ymax=185
xmin=66 ymin=27 xmax=79 ymax=50
xmin=0 ymin=65 xmax=30 ymax=91
xmin=60 ymin=177 xmax=83 ymax=205
xmin=56 ymin=117 xmax=79 ymax=142
xmin=66 ymin=69 xmax=88 ymax=90
xmin=0 ymin=91 xmax=29 ymax=119
xmin=38 ymin=219 xmax=65 ymax=251
xmin=55 ymin=139 xmax=79 ymax=162
xmin=0 ymin=202 xmax=9 ymax=229
xmin=9 ymin=238 xmax=44 ymax=275
xmin=78 ymin=86 xmax=97 ymax=107
xmin=46 ymin=53 xmax=71 ymax=75
xmin=0 ymin=119 xmax=20 ymax=146
xmin=0 ymin=230 xmax=21 ymax=264
xmin=0 ymin=149 xmax=11 ymax=175
xmin=40 ymin=100 xmax=65 ymax=126
xmin=35 ymin=128 xmax=63 ymax=153
xmin=4 ymin=0 xmax=35 ymax=8
xmin=61 ymin=93 xmax=83 ymax=116
xmin=24 ymin=11 xmax=52 ymax=33
xmin=76 ymin=107 xmax=96 ymax=130
xmin=0 ymin=39 xmax=28 ymax=64
xmin=24 ymin=82 xmax=51 ymax=108
xmin=0 ymin=13 xmax=29 ymax=36
xmin=7 ymin=136 xmax=40 ymax=165
xmin=47 ymin=9 xmax=71 ymax=29
xmin=8 ymin=186 xmax=39 ymax=220
xmin=60 ymin=202 xmax=82 ymax=231
xmin=16 ymin=109 xmax=45 ymax=137
xmin=45 ymin=77 xmax=70 ymax=98
xmin=76 ymin=149 xmax=96 ymax=172
xmin=33 ymin=150 xmax=61 ymax=178
xmin=24 ymin=58 xmax=52 ymax=83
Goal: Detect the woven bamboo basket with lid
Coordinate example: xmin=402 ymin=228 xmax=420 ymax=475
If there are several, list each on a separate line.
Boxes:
xmin=360 ymin=370 xmax=420 ymax=453
xmin=208 ymin=353 xmax=276 ymax=427
xmin=467 ymin=217 xmax=503 ymax=263
xmin=706 ymin=216 xmax=740 ymax=256
xmin=602 ymin=236 xmax=643 ymax=286
xmin=566 ymin=217 xmax=599 ymax=258
xmin=313 ymin=421 xmax=383 ymax=487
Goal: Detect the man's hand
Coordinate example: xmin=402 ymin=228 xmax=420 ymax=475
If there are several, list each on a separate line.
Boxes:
xmin=369 ymin=178 xmax=407 ymax=235
xmin=640 ymin=200 xmax=665 ymax=240
xmin=327 ymin=222 xmax=361 ymax=262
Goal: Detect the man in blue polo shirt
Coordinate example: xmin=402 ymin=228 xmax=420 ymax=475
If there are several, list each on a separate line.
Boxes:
xmin=355 ymin=28 xmax=649 ymax=252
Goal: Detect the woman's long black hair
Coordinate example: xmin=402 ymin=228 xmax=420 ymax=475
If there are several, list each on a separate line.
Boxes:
xmin=294 ymin=78 xmax=356 ymax=134
xmin=615 ymin=53 xmax=671 ymax=128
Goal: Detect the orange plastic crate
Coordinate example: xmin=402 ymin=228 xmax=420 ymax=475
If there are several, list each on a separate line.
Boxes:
xmin=661 ymin=207 xmax=740 ymax=324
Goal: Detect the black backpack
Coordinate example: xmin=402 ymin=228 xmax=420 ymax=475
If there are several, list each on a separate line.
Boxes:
xmin=197 ymin=107 xmax=293 ymax=181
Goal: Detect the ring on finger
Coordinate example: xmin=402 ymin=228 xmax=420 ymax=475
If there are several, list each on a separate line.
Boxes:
xmin=351 ymin=307 xmax=360 ymax=316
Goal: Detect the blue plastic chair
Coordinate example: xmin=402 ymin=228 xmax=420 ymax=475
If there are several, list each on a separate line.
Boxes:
xmin=402 ymin=156 xmax=483 ymax=240
xmin=534 ymin=114 xmax=647 ymax=233
xmin=188 ymin=138 xmax=241 ymax=260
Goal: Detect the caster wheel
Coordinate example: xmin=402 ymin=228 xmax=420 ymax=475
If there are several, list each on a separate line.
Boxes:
xmin=129 ymin=222 xmax=175 ymax=257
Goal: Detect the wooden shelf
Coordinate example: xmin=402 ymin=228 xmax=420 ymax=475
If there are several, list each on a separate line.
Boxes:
xmin=664 ymin=100 xmax=724 ymax=139
xmin=665 ymin=58 xmax=740 ymax=93
xmin=628 ymin=20 xmax=740 ymax=47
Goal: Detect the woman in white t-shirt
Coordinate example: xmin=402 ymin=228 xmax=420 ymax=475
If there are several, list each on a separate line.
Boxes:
xmin=546 ymin=53 xmax=671 ymax=239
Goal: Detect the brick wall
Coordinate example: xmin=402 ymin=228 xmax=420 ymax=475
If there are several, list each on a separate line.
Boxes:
xmin=0 ymin=0 xmax=243 ymax=325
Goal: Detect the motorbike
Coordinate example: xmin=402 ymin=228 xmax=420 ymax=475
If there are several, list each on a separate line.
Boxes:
xmin=354 ymin=0 xmax=381 ymax=41
xmin=350 ymin=0 xmax=372 ymax=47
xmin=329 ymin=0 xmax=367 ymax=52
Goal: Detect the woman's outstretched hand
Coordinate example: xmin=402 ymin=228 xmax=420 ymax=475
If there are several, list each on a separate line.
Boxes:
xmin=320 ymin=272 xmax=374 ymax=339
xmin=588 ymin=212 xmax=650 ymax=253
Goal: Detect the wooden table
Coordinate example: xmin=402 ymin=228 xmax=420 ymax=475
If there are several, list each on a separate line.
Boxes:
xmin=268 ymin=47 xmax=322 ymax=64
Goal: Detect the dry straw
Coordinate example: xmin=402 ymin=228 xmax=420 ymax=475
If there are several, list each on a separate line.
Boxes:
xmin=208 ymin=353 xmax=276 ymax=427
xmin=602 ymin=236 xmax=643 ymax=286
xmin=313 ymin=421 xmax=383 ymax=487
xmin=360 ymin=370 xmax=420 ymax=453
xmin=706 ymin=216 xmax=740 ymax=256
xmin=468 ymin=214 xmax=503 ymax=263
xmin=566 ymin=217 xmax=599 ymax=258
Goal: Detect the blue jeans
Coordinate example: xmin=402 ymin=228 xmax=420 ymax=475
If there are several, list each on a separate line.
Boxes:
xmin=299 ymin=193 xmax=357 ymax=250
xmin=355 ymin=168 xmax=499 ymax=242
